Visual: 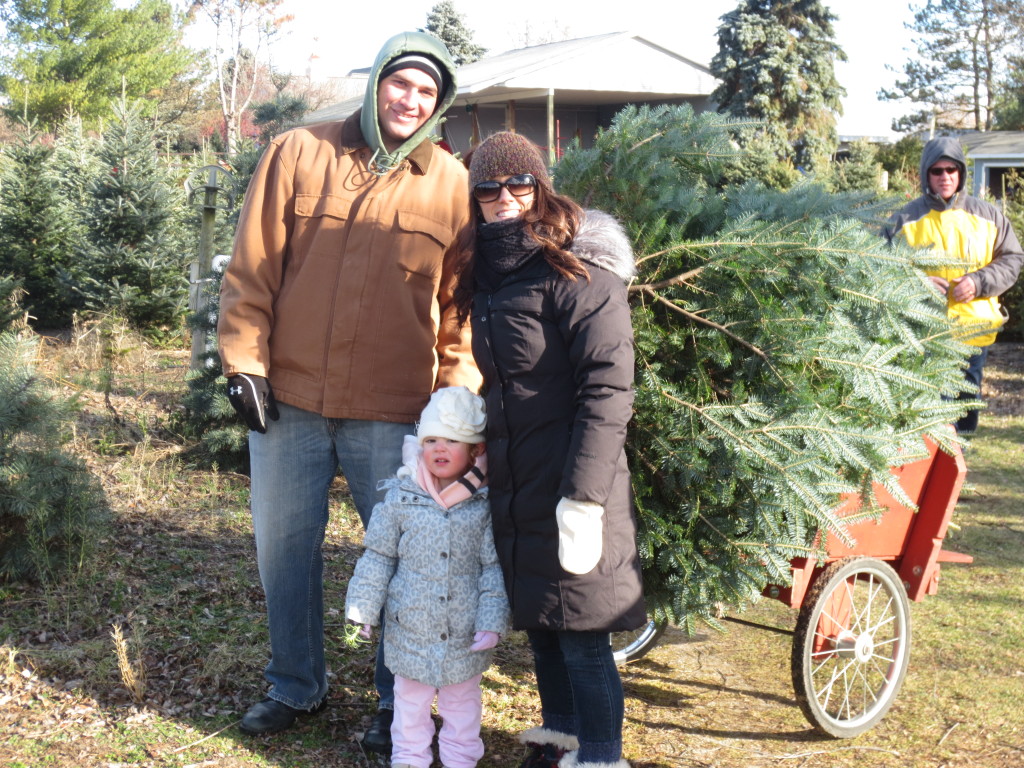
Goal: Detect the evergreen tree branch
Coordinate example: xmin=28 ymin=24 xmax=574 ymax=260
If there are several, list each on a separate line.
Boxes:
xmin=641 ymin=287 xmax=782 ymax=375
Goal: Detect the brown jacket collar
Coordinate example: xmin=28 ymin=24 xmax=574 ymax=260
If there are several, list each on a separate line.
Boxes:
xmin=341 ymin=110 xmax=434 ymax=174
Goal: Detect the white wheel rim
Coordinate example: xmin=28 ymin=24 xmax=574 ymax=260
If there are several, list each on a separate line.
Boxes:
xmin=808 ymin=568 xmax=909 ymax=729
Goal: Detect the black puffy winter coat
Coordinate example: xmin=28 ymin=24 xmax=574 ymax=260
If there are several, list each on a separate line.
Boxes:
xmin=470 ymin=210 xmax=646 ymax=633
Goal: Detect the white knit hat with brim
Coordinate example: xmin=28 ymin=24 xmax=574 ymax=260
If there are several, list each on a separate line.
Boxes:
xmin=417 ymin=386 xmax=486 ymax=444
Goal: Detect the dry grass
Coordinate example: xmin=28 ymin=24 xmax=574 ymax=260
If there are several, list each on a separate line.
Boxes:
xmin=0 ymin=331 xmax=1022 ymax=767
xmin=111 ymin=622 xmax=146 ymax=704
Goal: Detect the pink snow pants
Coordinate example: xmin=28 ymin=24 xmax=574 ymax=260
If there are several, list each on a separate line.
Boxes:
xmin=391 ymin=673 xmax=484 ymax=768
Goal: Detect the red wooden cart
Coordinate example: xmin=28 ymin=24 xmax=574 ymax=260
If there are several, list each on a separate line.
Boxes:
xmin=613 ymin=438 xmax=971 ymax=738
xmin=774 ymin=437 xmax=970 ymax=737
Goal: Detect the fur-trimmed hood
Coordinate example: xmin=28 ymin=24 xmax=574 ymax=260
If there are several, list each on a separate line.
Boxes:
xmin=573 ymin=209 xmax=636 ymax=282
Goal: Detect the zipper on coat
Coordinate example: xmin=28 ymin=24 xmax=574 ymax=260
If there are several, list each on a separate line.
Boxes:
xmin=481 ymin=289 xmax=523 ymax=614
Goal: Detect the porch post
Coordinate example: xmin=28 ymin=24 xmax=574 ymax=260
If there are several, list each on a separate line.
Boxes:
xmin=547 ymin=88 xmax=555 ymax=165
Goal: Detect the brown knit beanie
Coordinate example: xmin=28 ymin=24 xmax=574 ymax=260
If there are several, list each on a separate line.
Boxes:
xmin=469 ymin=132 xmax=551 ymax=189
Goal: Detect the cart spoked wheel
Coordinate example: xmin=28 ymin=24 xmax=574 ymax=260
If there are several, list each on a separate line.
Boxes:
xmin=792 ymin=556 xmax=912 ymax=738
xmin=611 ymin=617 xmax=667 ymax=664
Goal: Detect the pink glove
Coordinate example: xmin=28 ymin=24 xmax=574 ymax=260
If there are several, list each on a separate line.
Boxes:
xmin=469 ymin=631 xmax=500 ymax=651
xmin=359 ymin=623 xmax=372 ymax=639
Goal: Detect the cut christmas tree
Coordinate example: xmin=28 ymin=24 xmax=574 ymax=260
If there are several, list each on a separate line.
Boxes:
xmin=556 ymin=105 xmax=975 ymax=630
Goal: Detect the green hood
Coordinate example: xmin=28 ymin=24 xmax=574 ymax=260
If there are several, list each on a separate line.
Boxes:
xmin=360 ymin=31 xmax=459 ymax=174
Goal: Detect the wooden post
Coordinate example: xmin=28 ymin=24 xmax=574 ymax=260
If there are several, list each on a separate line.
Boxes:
xmin=187 ymin=165 xmax=236 ymax=371
xmin=547 ymin=89 xmax=555 ymax=166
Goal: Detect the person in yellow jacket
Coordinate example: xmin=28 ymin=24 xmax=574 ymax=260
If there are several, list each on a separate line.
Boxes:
xmin=217 ymin=32 xmax=480 ymax=746
xmin=885 ymin=136 xmax=1023 ymax=434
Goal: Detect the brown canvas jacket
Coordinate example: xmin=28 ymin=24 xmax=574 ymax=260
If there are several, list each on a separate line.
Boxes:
xmin=218 ymin=113 xmax=480 ymax=422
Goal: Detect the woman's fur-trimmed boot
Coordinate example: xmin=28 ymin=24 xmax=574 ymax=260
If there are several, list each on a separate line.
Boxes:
xmin=518 ymin=726 xmax=580 ymax=767
xmin=558 ymin=750 xmax=631 ymax=768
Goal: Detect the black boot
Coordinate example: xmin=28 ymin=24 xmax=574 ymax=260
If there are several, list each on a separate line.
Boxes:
xmin=239 ymin=696 xmax=327 ymax=735
xmin=361 ymin=707 xmax=394 ymax=754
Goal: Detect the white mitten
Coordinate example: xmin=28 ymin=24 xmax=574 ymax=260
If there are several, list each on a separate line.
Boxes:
xmin=555 ymin=497 xmax=604 ymax=575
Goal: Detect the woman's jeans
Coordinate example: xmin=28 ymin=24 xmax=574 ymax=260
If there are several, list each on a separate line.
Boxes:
xmin=249 ymin=402 xmax=411 ymax=709
xmin=527 ymin=628 xmax=624 ymax=763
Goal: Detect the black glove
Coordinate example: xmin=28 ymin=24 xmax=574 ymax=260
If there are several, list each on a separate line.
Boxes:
xmin=226 ymin=374 xmax=280 ymax=433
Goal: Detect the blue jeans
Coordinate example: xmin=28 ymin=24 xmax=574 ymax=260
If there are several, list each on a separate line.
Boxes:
xmin=955 ymin=346 xmax=988 ymax=434
xmin=527 ymin=629 xmax=624 ymax=763
xmin=249 ymin=402 xmax=411 ymax=709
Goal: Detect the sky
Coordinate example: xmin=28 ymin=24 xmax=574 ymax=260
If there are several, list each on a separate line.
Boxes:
xmin=199 ymin=0 xmax=921 ymax=140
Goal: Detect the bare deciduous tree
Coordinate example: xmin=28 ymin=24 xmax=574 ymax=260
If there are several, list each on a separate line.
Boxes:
xmin=188 ymin=0 xmax=291 ymax=155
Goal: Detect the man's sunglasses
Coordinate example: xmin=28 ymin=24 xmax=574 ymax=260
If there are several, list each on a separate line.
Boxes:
xmin=928 ymin=166 xmax=959 ymax=177
xmin=472 ymin=174 xmax=537 ymax=203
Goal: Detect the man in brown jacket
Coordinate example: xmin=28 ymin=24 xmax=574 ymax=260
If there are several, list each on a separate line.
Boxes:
xmin=217 ymin=31 xmax=480 ymax=746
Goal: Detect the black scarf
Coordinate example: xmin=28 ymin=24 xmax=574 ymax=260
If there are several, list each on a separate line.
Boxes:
xmin=474 ymin=218 xmax=543 ymax=292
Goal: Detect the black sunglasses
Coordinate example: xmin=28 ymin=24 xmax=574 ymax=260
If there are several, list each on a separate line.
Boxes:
xmin=472 ymin=174 xmax=537 ymax=203
xmin=928 ymin=166 xmax=958 ymax=176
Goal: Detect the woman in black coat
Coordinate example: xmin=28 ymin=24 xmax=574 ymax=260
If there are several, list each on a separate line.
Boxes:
xmin=455 ymin=132 xmax=645 ymax=768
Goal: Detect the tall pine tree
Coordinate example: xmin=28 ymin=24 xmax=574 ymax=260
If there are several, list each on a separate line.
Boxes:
xmin=424 ymin=1 xmax=486 ymax=65
xmin=880 ymin=0 xmax=1012 ymax=132
xmin=0 ymin=0 xmax=198 ymax=129
xmin=557 ymin=105 xmax=972 ymax=628
xmin=711 ymin=0 xmax=846 ymax=174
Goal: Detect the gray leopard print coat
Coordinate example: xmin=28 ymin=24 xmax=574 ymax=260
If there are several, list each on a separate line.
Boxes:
xmin=345 ymin=472 xmax=510 ymax=687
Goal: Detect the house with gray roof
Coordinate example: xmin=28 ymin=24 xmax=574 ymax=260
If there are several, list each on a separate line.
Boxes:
xmin=302 ymin=32 xmax=719 ymax=160
xmin=958 ymin=131 xmax=1024 ymax=199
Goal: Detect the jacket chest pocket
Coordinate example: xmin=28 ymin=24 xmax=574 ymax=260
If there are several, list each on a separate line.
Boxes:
xmin=293 ymin=194 xmax=353 ymax=259
xmin=393 ymin=209 xmax=451 ymax=280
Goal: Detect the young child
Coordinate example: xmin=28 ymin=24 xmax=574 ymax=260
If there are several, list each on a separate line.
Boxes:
xmin=345 ymin=386 xmax=510 ymax=768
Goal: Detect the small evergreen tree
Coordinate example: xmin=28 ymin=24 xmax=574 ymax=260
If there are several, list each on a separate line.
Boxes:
xmin=178 ymin=264 xmax=250 ymax=472
xmin=876 ymin=135 xmax=924 ymax=198
xmin=711 ymin=0 xmax=846 ymax=173
xmin=176 ymin=154 xmax=249 ymax=472
xmin=720 ymin=129 xmax=802 ymax=190
xmin=0 ymin=275 xmax=108 ymax=583
xmin=825 ymin=139 xmax=883 ymax=193
xmin=995 ymin=169 xmax=1024 ymax=340
xmin=557 ymin=105 xmax=973 ymax=628
xmin=52 ymin=114 xmax=102 ymax=215
xmin=0 ymin=123 xmax=84 ymax=328
xmin=423 ymin=1 xmax=486 ymax=65
xmin=71 ymin=99 xmax=189 ymax=335
xmin=251 ymin=93 xmax=309 ymax=144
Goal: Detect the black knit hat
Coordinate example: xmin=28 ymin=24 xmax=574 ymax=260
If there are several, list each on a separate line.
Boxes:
xmin=469 ymin=132 xmax=551 ymax=189
xmin=380 ymin=54 xmax=446 ymax=96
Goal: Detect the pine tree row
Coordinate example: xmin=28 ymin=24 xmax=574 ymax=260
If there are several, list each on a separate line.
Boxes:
xmin=0 ymin=100 xmax=236 ymax=336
